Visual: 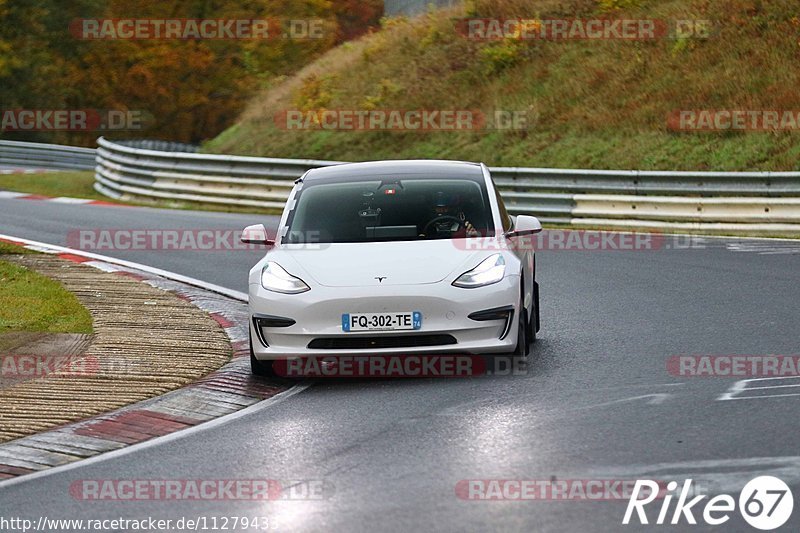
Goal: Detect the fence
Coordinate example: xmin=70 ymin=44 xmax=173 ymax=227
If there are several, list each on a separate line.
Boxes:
xmin=0 ymin=140 xmax=95 ymax=171
xmin=90 ymin=137 xmax=800 ymax=235
xmin=1 ymin=138 xmax=797 ymax=234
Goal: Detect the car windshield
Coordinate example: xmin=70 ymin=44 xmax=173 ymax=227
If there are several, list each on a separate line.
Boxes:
xmin=283 ymin=175 xmax=495 ymax=243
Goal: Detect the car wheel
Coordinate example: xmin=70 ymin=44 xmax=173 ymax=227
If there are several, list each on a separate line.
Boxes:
xmin=250 ymin=333 xmax=276 ymax=377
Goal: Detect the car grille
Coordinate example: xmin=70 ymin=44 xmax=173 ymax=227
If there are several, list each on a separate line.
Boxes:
xmin=307 ymin=334 xmax=457 ymax=350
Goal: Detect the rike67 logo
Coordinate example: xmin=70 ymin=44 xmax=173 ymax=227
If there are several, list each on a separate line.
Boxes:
xmin=623 ymin=476 xmax=793 ymax=530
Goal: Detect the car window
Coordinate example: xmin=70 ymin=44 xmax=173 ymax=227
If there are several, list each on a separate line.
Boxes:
xmin=284 ymin=176 xmax=495 ymax=243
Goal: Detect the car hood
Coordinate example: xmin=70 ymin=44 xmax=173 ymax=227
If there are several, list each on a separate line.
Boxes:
xmin=267 ymin=240 xmax=487 ymax=287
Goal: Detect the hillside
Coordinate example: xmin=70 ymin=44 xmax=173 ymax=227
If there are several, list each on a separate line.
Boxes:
xmin=204 ymin=0 xmax=800 ymax=171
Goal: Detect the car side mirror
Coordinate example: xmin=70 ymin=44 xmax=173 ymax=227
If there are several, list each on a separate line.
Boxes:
xmin=240 ymin=224 xmax=275 ymax=245
xmin=505 ymin=215 xmax=542 ymax=237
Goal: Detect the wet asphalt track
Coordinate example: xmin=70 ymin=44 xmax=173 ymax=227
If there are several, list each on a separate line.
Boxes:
xmin=1 ymin=197 xmax=800 ymax=532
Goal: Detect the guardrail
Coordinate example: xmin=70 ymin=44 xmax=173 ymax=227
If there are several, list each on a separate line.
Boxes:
xmin=92 ymin=137 xmax=800 ymax=235
xmin=93 ymin=137 xmax=342 ymax=210
xmin=3 ymin=138 xmax=798 ymax=235
xmin=0 ymin=140 xmax=96 ymax=171
xmin=384 ymin=0 xmax=461 ymax=17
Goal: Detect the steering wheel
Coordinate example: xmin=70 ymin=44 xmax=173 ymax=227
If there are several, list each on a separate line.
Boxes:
xmin=422 ymin=215 xmax=466 ymax=236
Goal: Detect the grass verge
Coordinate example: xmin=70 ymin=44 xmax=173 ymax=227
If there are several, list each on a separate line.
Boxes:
xmin=0 ymin=242 xmax=93 ymax=336
xmin=204 ymin=0 xmax=800 ymax=171
xmin=0 ymin=171 xmax=108 ymax=201
xmin=0 ymin=171 xmax=279 ymax=215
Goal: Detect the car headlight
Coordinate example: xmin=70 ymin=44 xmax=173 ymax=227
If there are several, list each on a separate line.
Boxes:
xmin=452 ymin=254 xmax=506 ymax=288
xmin=261 ymin=262 xmax=310 ymax=294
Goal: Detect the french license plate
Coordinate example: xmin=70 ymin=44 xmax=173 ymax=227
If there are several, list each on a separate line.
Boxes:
xmin=342 ymin=312 xmax=422 ymax=332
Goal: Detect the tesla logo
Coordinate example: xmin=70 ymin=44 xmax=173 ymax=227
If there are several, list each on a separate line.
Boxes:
xmin=375 ymin=276 xmax=387 ymax=283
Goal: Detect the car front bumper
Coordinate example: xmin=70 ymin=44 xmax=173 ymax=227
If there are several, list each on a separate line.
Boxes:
xmin=249 ymin=276 xmax=521 ymax=360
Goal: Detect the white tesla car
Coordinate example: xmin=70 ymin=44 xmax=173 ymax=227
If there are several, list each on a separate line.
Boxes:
xmin=241 ymin=160 xmax=542 ymax=376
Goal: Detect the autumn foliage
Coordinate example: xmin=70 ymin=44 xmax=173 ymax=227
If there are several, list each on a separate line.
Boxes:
xmin=0 ymin=0 xmax=382 ymax=145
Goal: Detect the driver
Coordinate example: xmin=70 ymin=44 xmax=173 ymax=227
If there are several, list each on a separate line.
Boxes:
xmin=424 ymin=191 xmax=479 ymax=237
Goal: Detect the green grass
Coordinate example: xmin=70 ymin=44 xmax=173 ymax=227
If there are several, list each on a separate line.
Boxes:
xmin=0 ymin=241 xmax=36 ymax=255
xmin=0 ymin=171 xmax=107 ymax=201
xmin=0 ymin=171 xmax=279 ymax=215
xmin=0 ymin=244 xmax=93 ymax=335
xmin=203 ymin=0 xmax=800 ymax=171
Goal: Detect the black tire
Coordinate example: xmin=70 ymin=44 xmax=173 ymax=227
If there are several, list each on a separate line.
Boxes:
xmin=250 ymin=333 xmax=276 ymax=377
xmin=529 ymin=280 xmax=540 ymax=343
xmin=513 ymin=300 xmax=530 ymax=358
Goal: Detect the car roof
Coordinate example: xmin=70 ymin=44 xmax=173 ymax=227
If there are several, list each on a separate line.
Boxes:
xmin=302 ymin=159 xmax=484 ymax=182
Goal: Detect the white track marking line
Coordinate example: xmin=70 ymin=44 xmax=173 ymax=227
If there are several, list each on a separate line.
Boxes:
xmin=721 ymin=393 xmax=800 ymax=401
xmin=718 ymin=376 xmax=800 ymax=401
xmin=0 ymin=233 xmax=247 ymax=301
xmin=717 ymin=380 xmax=747 ymax=401
xmin=0 ymin=234 xmax=308 ymax=489
xmin=571 ymin=393 xmax=672 ymax=410
xmin=50 ymin=197 xmax=93 ymax=204
xmin=589 ymin=383 xmax=685 ymax=391
xmin=0 ymin=383 xmax=310 ymax=490
xmin=743 ymin=384 xmax=800 ymax=391
xmin=589 ymin=455 xmax=800 ymax=496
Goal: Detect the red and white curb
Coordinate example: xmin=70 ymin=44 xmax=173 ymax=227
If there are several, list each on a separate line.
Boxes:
xmin=0 ymin=235 xmax=299 ymax=483
xmin=0 ymin=189 xmax=124 ymax=207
